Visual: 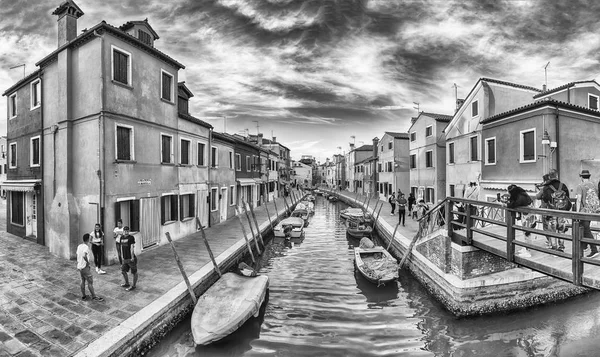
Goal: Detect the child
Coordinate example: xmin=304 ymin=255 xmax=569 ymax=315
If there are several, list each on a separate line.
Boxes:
xmin=76 ymin=234 xmax=104 ymax=301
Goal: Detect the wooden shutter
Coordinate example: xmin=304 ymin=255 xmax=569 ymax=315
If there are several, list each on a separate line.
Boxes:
xmin=117 ymin=127 xmax=130 ymax=160
xmin=190 ymin=194 xmax=195 ymax=217
xmin=179 ymin=195 xmax=184 ymax=221
xmin=161 ymin=196 xmax=166 ymax=224
xmin=131 ymin=200 xmax=140 ymax=232
xmin=114 ymin=202 xmax=121 ymax=225
xmin=171 ymin=195 xmax=179 ymax=221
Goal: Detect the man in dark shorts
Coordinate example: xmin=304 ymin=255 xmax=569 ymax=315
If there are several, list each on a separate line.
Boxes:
xmin=119 ymin=226 xmax=138 ymax=291
xmin=76 ymin=233 xmax=104 ymax=301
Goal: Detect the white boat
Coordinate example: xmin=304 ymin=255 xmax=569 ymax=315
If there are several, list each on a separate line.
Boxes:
xmin=191 ymin=272 xmax=269 ymax=345
xmin=290 ymin=209 xmax=310 ymax=227
xmin=296 ymin=201 xmax=314 ymax=213
xmin=273 ymin=217 xmax=305 ymax=238
xmin=340 ymin=207 xmax=364 ymax=220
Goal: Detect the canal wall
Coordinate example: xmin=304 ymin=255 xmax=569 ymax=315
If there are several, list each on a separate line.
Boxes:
xmin=75 ymin=194 xmax=305 ymax=357
xmin=328 ymin=190 xmax=590 ymax=317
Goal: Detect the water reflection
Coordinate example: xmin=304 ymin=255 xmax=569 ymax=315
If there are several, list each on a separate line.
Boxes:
xmin=354 ymin=269 xmax=399 ymax=309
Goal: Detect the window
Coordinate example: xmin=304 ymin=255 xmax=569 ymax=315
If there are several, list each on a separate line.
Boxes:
xmin=410 ymin=132 xmax=416 ymax=141
xmin=449 ymin=184 xmax=455 ymax=197
xmin=30 ymin=79 xmax=41 ymax=109
xmin=161 ymin=194 xmax=179 ymax=224
xmin=9 ymin=143 xmax=16 ymax=169
xmin=386 ymin=162 xmax=393 ymax=172
xmin=197 ymin=143 xmax=205 ymax=166
xmin=161 ymin=134 xmax=173 ymax=163
xmin=229 ymin=186 xmax=235 ymax=206
xmin=112 ymin=46 xmax=131 ymax=85
xmin=589 ymin=94 xmax=599 ymax=110
xmin=485 ymin=137 xmax=496 ymax=165
xmin=30 ymin=136 xmax=40 ymax=167
xmin=10 ymin=191 xmax=24 ymax=226
xmin=161 ymin=69 xmax=174 ymax=102
xmin=425 ymin=150 xmax=433 ymax=168
xmin=425 ymin=125 xmax=433 ymax=137
xmin=472 ymin=100 xmax=479 ymax=117
xmin=378 ymin=163 xmax=382 ymax=172
xmin=138 ymin=30 xmax=152 ymax=46
xmin=448 ymin=142 xmax=455 ymax=164
xmin=210 ymin=187 xmax=218 ymax=211
xmin=380 ymin=146 xmax=383 ymax=152
xmin=178 ymin=96 xmax=189 ymax=115
xmin=229 ymin=151 xmax=233 ymax=169
xmin=179 ymin=194 xmax=195 ymax=221
xmin=426 ymin=188 xmax=434 ymax=203
xmin=115 ymin=199 xmax=140 ymax=232
xmin=246 ymin=156 xmax=251 ymax=172
xmin=116 ymin=124 xmax=134 ymax=161
xmin=235 ymin=153 xmax=241 ymax=171
xmin=520 ymin=128 xmax=536 ymax=163
xmin=180 ymin=139 xmax=190 ymax=165
xmin=470 ymin=136 xmax=479 ymax=161
xmin=388 ymin=142 xmax=393 ymax=150
xmin=211 ymin=147 xmax=218 ymax=168
xmin=410 ymin=154 xmax=416 ymax=169
xmin=8 ymin=93 xmax=17 ymax=118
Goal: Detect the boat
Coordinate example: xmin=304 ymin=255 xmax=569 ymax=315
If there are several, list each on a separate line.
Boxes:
xmin=346 ymin=219 xmax=373 ymax=239
xmin=306 ymin=195 xmax=316 ymax=202
xmin=328 ymin=195 xmax=338 ymax=201
xmin=314 ymin=189 xmax=323 ymax=196
xmin=290 ymin=209 xmax=310 ymax=227
xmin=340 ymin=207 xmax=364 ymax=220
xmin=354 ymin=245 xmax=399 ymax=285
xmin=191 ymin=272 xmax=270 ymax=345
xmin=296 ymin=201 xmax=314 ymax=213
xmin=273 ymin=217 xmax=305 ymax=238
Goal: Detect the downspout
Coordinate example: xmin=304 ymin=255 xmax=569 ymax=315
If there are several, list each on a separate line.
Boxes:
xmin=93 ymin=29 xmax=106 ymax=229
xmin=208 ymin=127 xmax=213 ymax=227
xmin=555 ymin=105 xmax=560 ymax=175
xmin=39 ymin=70 xmax=45 ymax=246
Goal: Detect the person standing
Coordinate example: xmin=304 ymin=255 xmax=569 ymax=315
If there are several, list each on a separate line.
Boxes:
xmin=505 ymin=184 xmax=535 ymax=258
xmin=576 ymin=169 xmax=600 ymax=258
xmin=113 ymin=219 xmax=124 ymax=264
xmin=408 ymin=193 xmax=416 ymax=219
xmin=396 ymin=193 xmax=407 ymax=226
xmin=90 ymin=224 xmax=106 ymax=274
xmin=536 ymin=170 xmax=571 ymax=252
xmin=77 ymin=234 xmax=104 ymax=301
xmin=119 ymin=226 xmax=138 ymax=291
xmin=388 ymin=192 xmax=396 ymax=215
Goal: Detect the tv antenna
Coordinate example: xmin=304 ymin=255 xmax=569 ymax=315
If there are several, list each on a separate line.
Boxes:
xmin=413 ymin=102 xmax=420 ymax=114
xmin=252 ymin=121 xmax=259 ymax=135
xmin=543 ymin=61 xmax=550 ymax=88
xmin=9 ymin=64 xmax=25 ymax=78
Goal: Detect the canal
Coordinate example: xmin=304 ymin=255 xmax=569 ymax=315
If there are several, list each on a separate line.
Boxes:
xmin=148 ymin=196 xmax=600 ymax=357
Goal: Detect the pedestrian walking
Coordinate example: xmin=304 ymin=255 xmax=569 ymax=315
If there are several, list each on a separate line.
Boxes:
xmin=505 ymin=184 xmax=535 ymax=258
xmin=396 ymin=193 xmax=407 ymax=226
xmin=389 ymin=192 xmax=396 ymax=215
xmin=576 ymin=169 xmax=600 ymax=258
xmin=90 ymin=223 xmax=106 ymax=274
xmin=408 ymin=193 xmax=416 ymax=218
xmin=536 ymin=170 xmax=571 ymax=252
xmin=119 ymin=226 xmax=138 ymax=291
xmin=113 ymin=219 xmax=124 ymax=264
xmin=77 ymin=233 xmax=104 ymax=301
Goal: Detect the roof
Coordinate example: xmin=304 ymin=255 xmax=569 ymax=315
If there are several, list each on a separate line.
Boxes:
xmin=119 ymin=19 xmax=160 ymax=39
xmin=178 ymin=82 xmax=194 ymax=98
xmin=178 ymin=113 xmax=212 ymax=129
xmin=533 ymin=80 xmax=599 ymax=99
xmin=354 ymin=144 xmax=373 ymax=151
xmin=2 ymin=70 xmax=41 ymax=96
xmin=480 ymin=77 xmax=541 ymax=93
xmin=421 ymin=112 xmax=453 ymax=122
xmin=52 ymin=0 xmax=84 ymax=17
xmin=481 ymin=98 xmax=600 ymax=124
xmin=384 ymin=131 xmax=410 ymax=139
xmin=36 ymin=21 xmax=184 ymax=69
xmin=355 ymin=156 xmax=374 ymax=165
xmin=212 ymin=131 xmax=236 ymax=145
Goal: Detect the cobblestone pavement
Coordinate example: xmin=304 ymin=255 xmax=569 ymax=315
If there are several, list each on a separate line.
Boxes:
xmin=0 ymin=192 xmax=302 ymax=357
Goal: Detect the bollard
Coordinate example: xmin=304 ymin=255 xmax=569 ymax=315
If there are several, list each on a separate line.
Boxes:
xmin=234 ymin=207 xmax=256 ymax=264
xmin=165 ymin=232 xmax=198 ymax=304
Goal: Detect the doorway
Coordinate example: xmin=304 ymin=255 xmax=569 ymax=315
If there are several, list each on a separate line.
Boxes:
xmin=220 ymin=187 xmax=228 ymax=222
xmin=140 ymin=197 xmax=160 ymax=248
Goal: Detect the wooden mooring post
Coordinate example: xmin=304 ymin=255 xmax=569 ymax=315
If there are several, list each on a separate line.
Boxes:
xmin=273 ymin=197 xmax=280 ymax=218
xmin=195 ymin=218 xmax=222 ymax=278
xmin=262 ymin=195 xmax=274 ymax=231
xmin=165 ymin=232 xmax=198 ymax=305
xmin=234 ymin=207 xmax=256 ymax=264
xmin=246 ymin=200 xmax=265 ymax=248
xmin=242 ymin=201 xmax=262 ymax=254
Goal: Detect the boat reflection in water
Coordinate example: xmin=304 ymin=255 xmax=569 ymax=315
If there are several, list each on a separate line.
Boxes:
xmin=354 ymin=269 xmax=399 ymax=310
xmin=272 ymin=235 xmax=305 ymax=248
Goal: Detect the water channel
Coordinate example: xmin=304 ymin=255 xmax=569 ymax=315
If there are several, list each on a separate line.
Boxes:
xmin=148 ymin=196 xmax=600 ymax=357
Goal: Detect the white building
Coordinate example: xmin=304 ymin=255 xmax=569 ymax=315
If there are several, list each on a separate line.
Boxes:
xmin=291 ymin=160 xmax=313 ymax=188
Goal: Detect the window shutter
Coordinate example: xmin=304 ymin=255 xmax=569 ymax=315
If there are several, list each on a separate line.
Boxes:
xmin=115 ymin=202 xmax=121 ymax=225
xmin=131 ymin=200 xmax=140 ymax=232
xmin=161 ymin=196 xmax=166 ymax=224
xmin=172 ymin=195 xmax=179 ymax=221
xmin=179 ymin=195 xmax=184 ymax=221
xmin=189 ymin=194 xmax=195 ymax=218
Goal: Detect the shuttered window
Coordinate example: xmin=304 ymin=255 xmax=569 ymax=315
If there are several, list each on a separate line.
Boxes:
xmin=116 ymin=126 xmax=132 ymax=161
xmin=138 ymin=30 xmax=152 ymax=46
xmin=470 ymin=136 xmax=478 ymax=161
xmin=115 ymin=200 xmax=140 ymax=232
xmin=161 ymin=195 xmax=179 ymax=224
xmin=161 ymin=135 xmax=172 ymax=163
xmin=198 ymin=143 xmax=205 ymax=166
xmin=179 ymin=194 xmax=195 ymax=220
xmin=113 ymin=49 xmax=129 ymax=85
xmin=161 ymin=71 xmax=173 ymax=101
xmin=31 ymin=137 xmax=40 ymax=167
xmin=181 ymin=139 xmax=190 ymax=165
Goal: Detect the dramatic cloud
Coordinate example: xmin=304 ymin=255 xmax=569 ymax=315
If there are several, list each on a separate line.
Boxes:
xmin=2 ymin=0 xmax=600 ymax=159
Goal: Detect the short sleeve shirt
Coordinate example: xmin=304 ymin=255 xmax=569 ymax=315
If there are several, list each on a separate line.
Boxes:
xmin=119 ymin=235 xmax=135 ymax=260
xmin=577 ymin=181 xmax=596 ymax=211
xmin=113 ymin=227 xmax=124 ymax=241
xmin=76 ymin=244 xmax=90 ymax=270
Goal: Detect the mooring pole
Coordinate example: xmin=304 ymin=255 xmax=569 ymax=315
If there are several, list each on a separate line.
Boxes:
xmin=165 ymin=232 xmax=198 ymax=304
xmin=246 ymin=199 xmax=265 ymax=248
xmin=273 ymin=196 xmax=280 ymax=218
xmin=387 ymin=222 xmax=400 ymax=251
xmin=262 ymin=195 xmax=274 ymax=231
xmin=242 ymin=201 xmax=262 ymax=254
xmin=194 ymin=218 xmax=222 ymax=278
xmin=234 ymin=207 xmax=256 ymax=263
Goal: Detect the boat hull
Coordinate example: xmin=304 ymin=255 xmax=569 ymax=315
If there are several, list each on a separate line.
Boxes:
xmin=347 ymin=226 xmax=373 ymax=238
xmin=354 ymin=247 xmax=399 ymax=285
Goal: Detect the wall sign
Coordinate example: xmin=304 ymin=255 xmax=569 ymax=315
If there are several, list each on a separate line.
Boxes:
xmin=138 ymin=179 xmax=152 ymax=185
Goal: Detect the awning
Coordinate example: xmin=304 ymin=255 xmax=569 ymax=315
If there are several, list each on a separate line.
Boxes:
xmin=237 ymin=178 xmax=256 ymax=186
xmin=2 ymin=179 xmax=41 ymax=192
xmin=254 ymin=178 xmax=264 ymax=183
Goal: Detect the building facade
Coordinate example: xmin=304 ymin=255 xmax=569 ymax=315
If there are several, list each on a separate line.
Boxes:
xmin=0 ymin=136 xmax=6 ymax=198
xmin=291 ymin=161 xmax=312 ymax=188
xmin=377 ymin=132 xmax=410 ymax=199
xmin=209 ymin=132 xmax=236 ymax=225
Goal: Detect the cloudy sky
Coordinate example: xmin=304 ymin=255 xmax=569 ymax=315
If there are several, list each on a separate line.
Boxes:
xmin=2 ymin=0 xmax=600 ymax=161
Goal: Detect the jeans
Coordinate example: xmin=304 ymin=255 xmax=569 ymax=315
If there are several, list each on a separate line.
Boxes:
xmin=398 ymin=210 xmax=405 ymax=225
xmin=91 ymin=244 xmax=103 ymax=269
xmin=390 ymin=203 xmax=395 ymax=214
xmin=581 ymin=220 xmax=598 ymax=253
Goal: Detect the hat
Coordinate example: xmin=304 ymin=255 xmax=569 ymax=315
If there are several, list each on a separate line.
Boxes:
xmin=580 ymin=169 xmax=591 ymax=178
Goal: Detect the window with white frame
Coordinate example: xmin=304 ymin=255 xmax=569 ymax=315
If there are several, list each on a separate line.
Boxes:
xmin=470 ymin=135 xmax=479 ymax=161
xmin=211 ymin=147 xmax=218 ymax=168
xmin=425 ymin=150 xmax=433 ymax=168
xmin=229 ymin=185 xmax=235 ymax=205
xmin=229 ymin=151 xmax=233 ymax=169
xmin=161 ymin=134 xmax=173 ymax=163
xmin=179 ymin=193 xmax=195 ymax=220
xmin=235 ymin=153 xmax=241 ymax=171
xmin=8 ymin=93 xmax=17 ymax=119
xmin=180 ymin=138 xmax=191 ymax=165
xmin=115 ymin=199 xmax=140 ymax=232
xmin=425 ymin=125 xmax=433 ymax=137
xmin=210 ymin=187 xmax=218 ymax=211
xmin=116 ymin=124 xmax=134 ymax=161
xmin=410 ymin=154 xmax=416 ymax=169
xmin=388 ymin=141 xmax=392 ymax=150
xmin=520 ymin=128 xmax=536 ymax=163
xmin=386 ymin=161 xmax=393 ymax=172
xmin=448 ymin=142 xmax=455 ymax=164
xmin=112 ymin=45 xmax=131 ymax=86
xmin=485 ymin=137 xmax=496 ymax=165
xmin=161 ymin=69 xmax=174 ymax=102
xmin=472 ymin=100 xmax=479 ymax=117
xmin=426 ymin=188 xmax=434 ymax=203
xmin=589 ymin=94 xmax=599 ymax=110
xmin=30 ymin=79 xmax=41 ymax=110
xmin=378 ymin=163 xmax=382 ymax=172
xmin=246 ymin=156 xmax=250 ymax=172
xmin=161 ymin=194 xmax=179 ymax=224
xmin=9 ymin=142 xmax=16 ymax=168
xmin=30 ymin=136 xmax=40 ymax=167
xmin=197 ymin=142 xmax=205 ymax=166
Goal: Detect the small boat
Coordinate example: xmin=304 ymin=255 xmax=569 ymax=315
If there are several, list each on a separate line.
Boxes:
xmin=290 ymin=209 xmax=310 ymax=227
xmin=346 ymin=219 xmax=373 ymax=239
xmin=314 ymin=189 xmax=323 ymax=196
xmin=296 ymin=201 xmax=314 ymax=213
xmin=273 ymin=217 xmax=305 ymax=238
xmin=306 ymin=195 xmax=316 ymax=202
xmin=354 ymin=245 xmax=399 ymax=285
xmin=328 ymin=195 xmax=338 ymax=201
xmin=191 ymin=272 xmax=269 ymax=345
xmin=340 ymin=207 xmax=364 ymax=220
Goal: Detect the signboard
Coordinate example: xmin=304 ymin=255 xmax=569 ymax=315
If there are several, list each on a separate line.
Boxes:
xmin=138 ymin=179 xmax=152 ymax=186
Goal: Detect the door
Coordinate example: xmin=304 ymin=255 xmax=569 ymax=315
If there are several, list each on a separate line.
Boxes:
xmin=197 ymin=189 xmax=208 ymax=227
xmin=220 ymin=187 xmax=228 ymax=222
xmin=140 ymin=197 xmax=160 ymax=248
xmin=25 ymin=192 xmax=38 ymax=238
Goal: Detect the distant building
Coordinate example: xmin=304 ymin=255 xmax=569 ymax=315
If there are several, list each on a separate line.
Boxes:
xmin=377 ymin=132 xmax=410 ymax=199
xmin=210 ymin=132 xmax=236 ymax=225
xmin=347 ymin=144 xmax=373 ymax=192
xmin=291 ymin=160 xmax=312 ymax=188
xmin=0 ymin=136 xmax=6 ymax=198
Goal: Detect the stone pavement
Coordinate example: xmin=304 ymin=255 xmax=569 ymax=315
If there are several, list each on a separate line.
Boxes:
xmin=0 ymin=192 xmax=303 ymax=357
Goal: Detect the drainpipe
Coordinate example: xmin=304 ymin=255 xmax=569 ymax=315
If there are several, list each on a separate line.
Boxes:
xmin=208 ymin=128 xmax=213 ymax=227
xmin=93 ymin=29 xmax=106 ymax=228
xmin=39 ymin=70 xmax=45 ymax=245
xmin=554 ymin=105 xmax=560 ymax=175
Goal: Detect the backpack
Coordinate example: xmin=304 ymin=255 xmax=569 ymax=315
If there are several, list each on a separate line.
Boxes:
xmin=549 ymin=183 xmax=571 ymax=211
xmin=582 ymin=184 xmax=600 ymax=213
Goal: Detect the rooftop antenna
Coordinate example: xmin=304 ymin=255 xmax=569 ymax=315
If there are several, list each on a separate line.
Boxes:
xmin=453 ymin=83 xmax=458 ymax=106
xmin=413 ymin=102 xmax=420 ymax=115
xmin=252 ymin=121 xmax=259 ymax=135
xmin=9 ymin=64 xmax=25 ymax=79
xmin=543 ymin=61 xmax=550 ymax=90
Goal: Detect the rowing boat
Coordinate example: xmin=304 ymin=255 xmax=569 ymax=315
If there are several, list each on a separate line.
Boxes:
xmin=354 ymin=246 xmax=399 ymax=285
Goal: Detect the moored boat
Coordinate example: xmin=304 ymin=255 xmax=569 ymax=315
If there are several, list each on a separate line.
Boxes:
xmin=290 ymin=209 xmax=310 ymax=227
xmin=346 ymin=219 xmax=373 ymax=239
xmin=191 ymin=272 xmax=269 ymax=345
xmin=273 ymin=217 xmax=305 ymax=238
xmin=340 ymin=207 xmax=364 ymax=220
xmin=354 ymin=245 xmax=399 ymax=286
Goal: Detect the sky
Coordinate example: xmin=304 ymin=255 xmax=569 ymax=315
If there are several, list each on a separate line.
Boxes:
xmin=2 ymin=0 xmax=600 ymax=162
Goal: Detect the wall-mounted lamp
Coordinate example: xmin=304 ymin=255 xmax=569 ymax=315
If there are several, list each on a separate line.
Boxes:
xmin=541 ymin=130 xmax=551 ymax=145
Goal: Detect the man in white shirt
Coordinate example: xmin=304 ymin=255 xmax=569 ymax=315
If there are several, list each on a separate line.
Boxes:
xmin=77 ymin=233 xmax=104 ymax=301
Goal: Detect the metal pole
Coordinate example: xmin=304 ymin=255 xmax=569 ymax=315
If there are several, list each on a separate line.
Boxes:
xmin=165 ymin=232 xmax=198 ymax=304
xmin=243 ymin=201 xmax=262 ymax=254
xmin=234 ymin=207 xmax=256 ymax=263
xmin=246 ymin=199 xmax=265 ymax=248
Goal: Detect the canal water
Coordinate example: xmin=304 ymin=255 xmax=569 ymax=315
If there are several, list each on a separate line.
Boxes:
xmin=148 ymin=197 xmax=600 ymax=357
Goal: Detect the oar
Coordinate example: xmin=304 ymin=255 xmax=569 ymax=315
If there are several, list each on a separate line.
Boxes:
xmin=165 ymin=232 xmax=198 ymax=305
xmin=386 ymin=222 xmax=400 ymax=251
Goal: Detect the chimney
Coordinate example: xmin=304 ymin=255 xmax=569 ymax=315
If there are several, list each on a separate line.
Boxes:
xmin=455 ymin=98 xmax=465 ymax=111
xmin=349 ymin=143 xmax=355 ymax=150
xmin=372 ymin=137 xmax=379 ymax=158
xmin=272 ymin=136 xmax=276 ymax=143
xmin=542 ymin=84 xmax=547 ymax=92
xmin=257 ymin=133 xmax=263 ymax=145
xmin=52 ymin=0 xmax=84 ymax=48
